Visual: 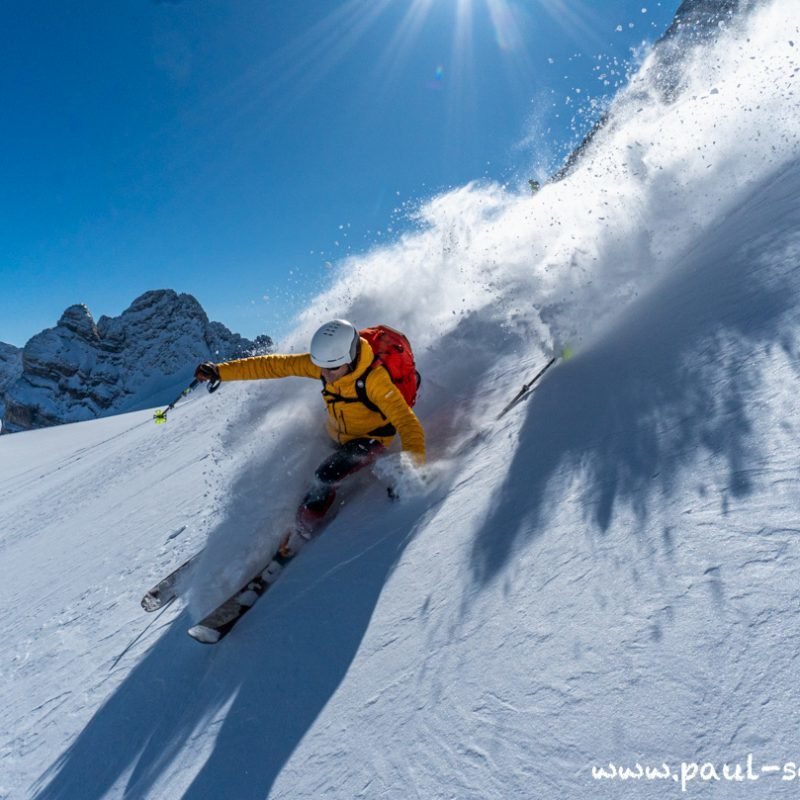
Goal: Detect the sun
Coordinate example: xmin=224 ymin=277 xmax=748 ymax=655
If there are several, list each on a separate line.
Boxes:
xmin=209 ymin=0 xmax=605 ymax=140
xmin=372 ymin=0 xmax=536 ymax=95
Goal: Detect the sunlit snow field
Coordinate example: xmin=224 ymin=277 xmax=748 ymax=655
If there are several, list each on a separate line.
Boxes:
xmin=2 ymin=2 xmax=800 ymax=797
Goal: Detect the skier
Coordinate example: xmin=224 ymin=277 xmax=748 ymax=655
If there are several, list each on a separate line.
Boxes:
xmin=194 ymin=319 xmax=425 ymax=558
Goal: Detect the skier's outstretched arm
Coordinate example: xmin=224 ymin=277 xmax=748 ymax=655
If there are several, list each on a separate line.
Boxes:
xmin=197 ymin=353 xmax=322 ymax=383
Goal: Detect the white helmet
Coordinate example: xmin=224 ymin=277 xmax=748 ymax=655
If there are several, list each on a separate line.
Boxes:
xmin=309 ymin=319 xmax=360 ymax=368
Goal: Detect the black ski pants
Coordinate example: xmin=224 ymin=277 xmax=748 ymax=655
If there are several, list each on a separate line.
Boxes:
xmin=297 ymin=438 xmax=385 ymax=532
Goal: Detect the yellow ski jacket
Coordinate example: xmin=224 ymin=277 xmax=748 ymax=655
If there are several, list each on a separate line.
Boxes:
xmin=216 ymin=338 xmax=426 ymax=461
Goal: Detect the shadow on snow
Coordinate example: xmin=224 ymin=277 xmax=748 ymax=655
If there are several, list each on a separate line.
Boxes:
xmin=28 ymin=161 xmax=800 ymax=800
xmin=470 ymin=161 xmax=800 ymax=587
xmin=30 ymin=492 xmax=430 ymax=800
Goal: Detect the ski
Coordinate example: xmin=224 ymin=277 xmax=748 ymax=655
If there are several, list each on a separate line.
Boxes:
xmin=141 ymin=550 xmax=203 ymax=611
xmin=187 ymin=552 xmax=294 ymax=644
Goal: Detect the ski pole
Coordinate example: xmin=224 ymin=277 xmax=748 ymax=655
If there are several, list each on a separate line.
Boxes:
xmin=496 ymin=347 xmax=572 ymax=420
xmin=154 ymin=378 xmax=220 ymax=424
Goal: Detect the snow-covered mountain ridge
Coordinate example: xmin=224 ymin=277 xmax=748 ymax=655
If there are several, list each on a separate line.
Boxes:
xmin=1 ymin=289 xmax=271 ymax=434
xmin=1 ymin=0 xmax=799 ymax=798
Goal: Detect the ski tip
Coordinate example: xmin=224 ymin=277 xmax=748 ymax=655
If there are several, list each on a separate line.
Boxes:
xmin=187 ymin=624 xmax=221 ymax=644
xmin=142 ymin=591 xmax=177 ymax=612
xmin=141 ymin=594 xmax=160 ymax=612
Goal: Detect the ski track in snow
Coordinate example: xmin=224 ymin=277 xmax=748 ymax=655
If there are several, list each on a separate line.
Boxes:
xmin=3 ymin=1 xmax=800 ymax=798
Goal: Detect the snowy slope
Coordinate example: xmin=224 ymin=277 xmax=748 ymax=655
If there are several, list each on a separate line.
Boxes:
xmin=3 ymin=1 xmax=800 ymax=798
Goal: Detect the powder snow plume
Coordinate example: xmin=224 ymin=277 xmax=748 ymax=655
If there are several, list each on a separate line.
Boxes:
xmin=298 ymin=0 xmax=798 ymax=391
xmin=192 ymin=0 xmax=799 ymax=608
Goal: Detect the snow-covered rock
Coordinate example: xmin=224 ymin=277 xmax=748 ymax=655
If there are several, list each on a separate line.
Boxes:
xmin=651 ymin=0 xmax=745 ymax=100
xmin=0 ymin=341 xmax=23 ymax=422
xmin=1 ymin=290 xmax=271 ymax=433
xmin=0 ymin=341 xmax=23 ymax=391
xmin=666 ymin=0 xmax=742 ymax=39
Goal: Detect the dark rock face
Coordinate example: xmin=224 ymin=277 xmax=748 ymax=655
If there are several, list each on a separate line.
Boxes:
xmin=663 ymin=0 xmax=742 ymax=41
xmin=651 ymin=0 xmax=744 ymax=100
xmin=2 ymin=290 xmax=271 ymax=432
xmin=0 ymin=343 xmax=23 ymax=422
xmin=0 ymin=343 xmax=23 ymax=390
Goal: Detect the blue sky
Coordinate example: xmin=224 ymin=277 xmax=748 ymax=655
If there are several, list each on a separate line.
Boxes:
xmin=1 ymin=0 xmax=680 ymax=348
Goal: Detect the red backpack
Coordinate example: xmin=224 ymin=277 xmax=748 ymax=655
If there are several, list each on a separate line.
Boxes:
xmin=320 ymin=325 xmax=421 ymax=423
xmin=357 ymin=325 xmax=420 ymax=408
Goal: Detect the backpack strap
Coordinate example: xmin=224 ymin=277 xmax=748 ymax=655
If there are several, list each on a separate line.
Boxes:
xmin=320 ymin=359 xmax=382 ymax=414
xmin=320 ymin=360 xmax=397 ymax=437
xmin=353 ymin=360 xmax=382 ymax=415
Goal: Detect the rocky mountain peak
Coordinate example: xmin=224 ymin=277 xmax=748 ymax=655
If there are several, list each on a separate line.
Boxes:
xmin=1 ymin=291 xmax=271 ymax=433
xmin=57 ymin=305 xmax=100 ymax=340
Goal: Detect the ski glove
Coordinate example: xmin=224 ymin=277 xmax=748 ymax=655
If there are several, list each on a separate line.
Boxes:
xmin=195 ymin=361 xmax=221 ymax=383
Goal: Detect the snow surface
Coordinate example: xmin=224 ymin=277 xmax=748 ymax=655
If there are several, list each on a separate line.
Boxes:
xmin=2 ymin=1 xmax=800 ymax=797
